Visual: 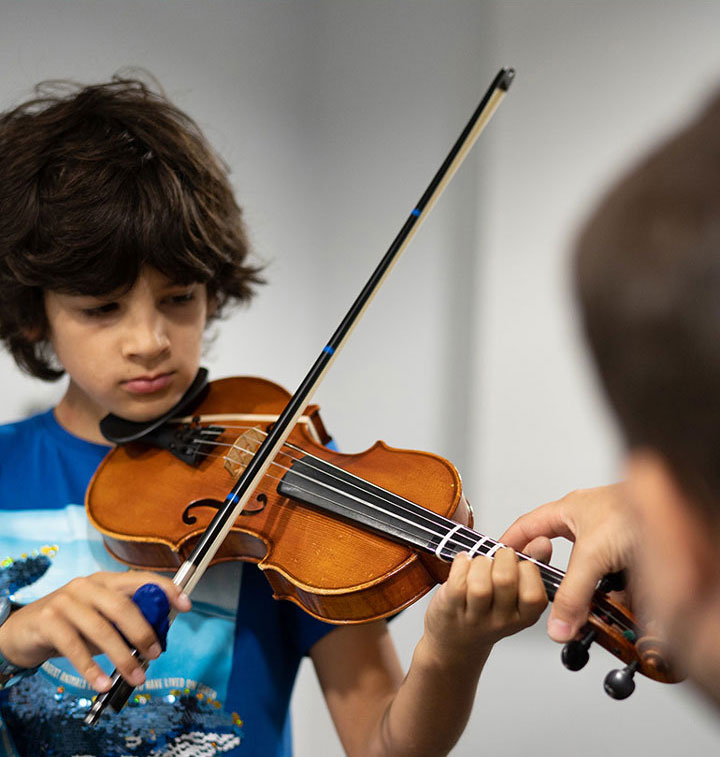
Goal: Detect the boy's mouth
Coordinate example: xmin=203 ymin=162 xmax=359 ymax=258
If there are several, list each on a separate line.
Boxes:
xmin=122 ymin=372 xmax=174 ymax=395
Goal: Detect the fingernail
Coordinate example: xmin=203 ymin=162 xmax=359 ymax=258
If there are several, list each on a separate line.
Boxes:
xmin=147 ymin=642 xmax=162 ymax=659
xmin=129 ymin=668 xmax=146 ymax=686
xmin=177 ymin=592 xmax=191 ymax=610
xmin=94 ymin=673 xmax=112 ymax=692
xmin=548 ymin=618 xmax=573 ymax=642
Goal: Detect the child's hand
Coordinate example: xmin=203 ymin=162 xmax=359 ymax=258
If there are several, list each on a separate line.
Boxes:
xmin=0 ymin=571 xmax=191 ymax=691
xmin=423 ymin=548 xmax=547 ymax=667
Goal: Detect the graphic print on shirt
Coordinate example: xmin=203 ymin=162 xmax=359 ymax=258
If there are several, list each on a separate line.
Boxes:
xmin=0 ymin=505 xmax=245 ymax=757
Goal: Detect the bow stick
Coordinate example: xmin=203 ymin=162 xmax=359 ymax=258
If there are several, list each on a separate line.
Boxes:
xmin=85 ymin=66 xmax=515 ymax=724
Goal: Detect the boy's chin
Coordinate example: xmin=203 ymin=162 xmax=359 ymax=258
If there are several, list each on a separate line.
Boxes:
xmin=111 ymin=393 xmax=184 ymax=424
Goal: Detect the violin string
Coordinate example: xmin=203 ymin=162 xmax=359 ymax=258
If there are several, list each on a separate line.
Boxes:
xmin=199 ymin=436 xmax=634 ymax=633
xmin=185 ymin=424 xmax=527 ymax=574
xmin=187 ymin=426 xmax=632 ymax=600
xmin=190 ymin=424 xmax=502 ymax=556
xmin=187 ymin=428 xmax=535 ymax=567
xmin=190 ymin=427 xmax=593 ymax=598
xmin=276 ymin=442 xmax=565 ymax=578
xmin=179 ymin=426 xmax=632 ymax=630
xmin=263 ymin=446 xmax=634 ymax=632
xmin=194 ymin=440 xmax=565 ymax=597
xmin=196 ymin=440 xmax=488 ymax=558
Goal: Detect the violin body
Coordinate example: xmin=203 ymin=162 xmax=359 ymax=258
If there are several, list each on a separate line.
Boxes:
xmin=86 ymin=375 xmax=471 ymax=623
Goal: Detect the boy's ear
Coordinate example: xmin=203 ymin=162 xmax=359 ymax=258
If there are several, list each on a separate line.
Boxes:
xmin=22 ymin=325 xmax=45 ymax=342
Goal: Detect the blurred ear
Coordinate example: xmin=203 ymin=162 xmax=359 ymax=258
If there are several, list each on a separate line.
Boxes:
xmin=22 ymin=326 xmax=44 ymax=342
xmin=626 ymin=450 xmax=719 ymax=595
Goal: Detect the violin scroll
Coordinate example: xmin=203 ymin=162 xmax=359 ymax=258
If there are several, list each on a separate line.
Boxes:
xmin=560 ymin=590 xmax=682 ymax=698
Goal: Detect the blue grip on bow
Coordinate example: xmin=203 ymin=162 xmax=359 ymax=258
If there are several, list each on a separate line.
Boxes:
xmin=132 ymin=583 xmax=170 ymax=652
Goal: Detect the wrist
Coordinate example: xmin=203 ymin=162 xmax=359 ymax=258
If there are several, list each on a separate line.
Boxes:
xmin=0 ymin=598 xmax=39 ymax=689
xmin=414 ymin=631 xmax=492 ymax=676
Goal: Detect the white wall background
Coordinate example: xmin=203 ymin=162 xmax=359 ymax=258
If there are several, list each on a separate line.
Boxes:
xmin=0 ymin=1 xmax=719 ymax=754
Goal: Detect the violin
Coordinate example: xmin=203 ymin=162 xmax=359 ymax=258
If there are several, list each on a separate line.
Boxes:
xmin=87 ymin=373 xmax=470 ymax=621
xmin=86 ymin=371 xmax=681 ymax=696
xmin=83 ymin=68 xmax=681 ymax=724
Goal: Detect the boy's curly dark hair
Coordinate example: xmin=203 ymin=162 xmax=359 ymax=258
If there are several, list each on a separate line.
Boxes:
xmin=0 ymin=74 xmax=263 ymax=380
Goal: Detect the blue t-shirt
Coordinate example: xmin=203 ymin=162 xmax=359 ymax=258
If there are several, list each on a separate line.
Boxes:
xmin=0 ymin=410 xmax=334 ymax=756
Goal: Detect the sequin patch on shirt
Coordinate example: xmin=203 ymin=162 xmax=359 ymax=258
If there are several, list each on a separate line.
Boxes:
xmin=2 ymin=674 xmax=244 ymax=756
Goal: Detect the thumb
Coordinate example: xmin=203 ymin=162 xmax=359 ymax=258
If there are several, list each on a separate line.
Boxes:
xmin=547 ymin=546 xmax=606 ymax=642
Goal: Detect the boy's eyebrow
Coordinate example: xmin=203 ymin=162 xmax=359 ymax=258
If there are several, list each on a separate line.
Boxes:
xmin=62 ymin=280 xmax=198 ymax=298
xmin=60 ymin=291 xmax=118 ymax=301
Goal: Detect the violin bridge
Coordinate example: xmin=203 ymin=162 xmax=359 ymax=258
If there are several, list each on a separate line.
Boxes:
xmin=225 ymin=427 xmax=265 ymax=479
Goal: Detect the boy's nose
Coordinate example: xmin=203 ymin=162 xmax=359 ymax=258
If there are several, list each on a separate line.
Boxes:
xmin=122 ymin=313 xmax=171 ymax=360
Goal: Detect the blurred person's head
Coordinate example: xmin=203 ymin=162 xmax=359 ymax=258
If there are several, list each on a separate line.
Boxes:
xmin=575 ymin=91 xmax=720 ymax=705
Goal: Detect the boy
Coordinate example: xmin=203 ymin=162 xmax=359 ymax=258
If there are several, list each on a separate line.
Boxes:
xmin=502 ymin=91 xmax=720 ymax=707
xmin=0 ymin=76 xmax=547 ymax=756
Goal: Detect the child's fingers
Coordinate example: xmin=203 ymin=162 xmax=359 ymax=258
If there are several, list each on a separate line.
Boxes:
xmin=42 ymin=578 xmax=158 ymax=683
xmin=488 ymin=548 xmax=520 ymax=616
xmin=49 ymin=572 xmax=189 ymax=689
xmin=85 ymin=588 xmax=163 ymax=660
xmin=464 ymin=555 xmax=493 ymax=623
xmin=48 ymin=598 xmax=146 ymax=690
xmin=441 ymin=552 xmax=473 ymax=610
xmin=39 ymin=613 xmax=114 ymax=692
xmin=61 ymin=575 xmax=163 ymax=658
xmin=104 ymin=571 xmax=192 ymax=613
xmin=516 ymin=560 xmax=549 ymax=623
xmin=0 ymin=570 xmax=190 ymax=694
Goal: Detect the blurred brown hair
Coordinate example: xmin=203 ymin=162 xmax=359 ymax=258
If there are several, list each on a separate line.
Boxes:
xmin=575 ymin=92 xmax=720 ymax=511
xmin=0 ymin=73 xmax=263 ymax=380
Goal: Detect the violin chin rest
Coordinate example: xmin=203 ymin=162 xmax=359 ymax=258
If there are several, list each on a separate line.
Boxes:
xmin=100 ymin=368 xmax=209 ymax=444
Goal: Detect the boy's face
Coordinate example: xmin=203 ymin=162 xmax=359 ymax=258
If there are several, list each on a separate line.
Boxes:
xmin=44 ymin=266 xmax=209 ymax=442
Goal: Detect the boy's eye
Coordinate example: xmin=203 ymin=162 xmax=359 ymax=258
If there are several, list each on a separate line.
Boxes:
xmin=82 ymin=302 xmax=118 ymax=317
xmin=166 ymin=292 xmax=195 ymax=305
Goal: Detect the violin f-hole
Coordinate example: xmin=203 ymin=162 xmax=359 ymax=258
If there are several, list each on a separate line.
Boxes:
xmin=182 ymin=494 xmax=266 ymax=525
xmin=182 ymin=498 xmax=223 ymax=525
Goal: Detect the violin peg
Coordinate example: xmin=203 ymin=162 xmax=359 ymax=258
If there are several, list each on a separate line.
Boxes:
xmin=561 ymin=628 xmax=596 ymax=671
xmin=604 ymin=660 xmax=638 ymax=699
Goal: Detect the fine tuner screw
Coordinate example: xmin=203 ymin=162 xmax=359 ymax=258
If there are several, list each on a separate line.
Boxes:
xmin=604 ymin=660 xmax=638 ymax=700
xmin=561 ymin=627 xmax=596 ymax=671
